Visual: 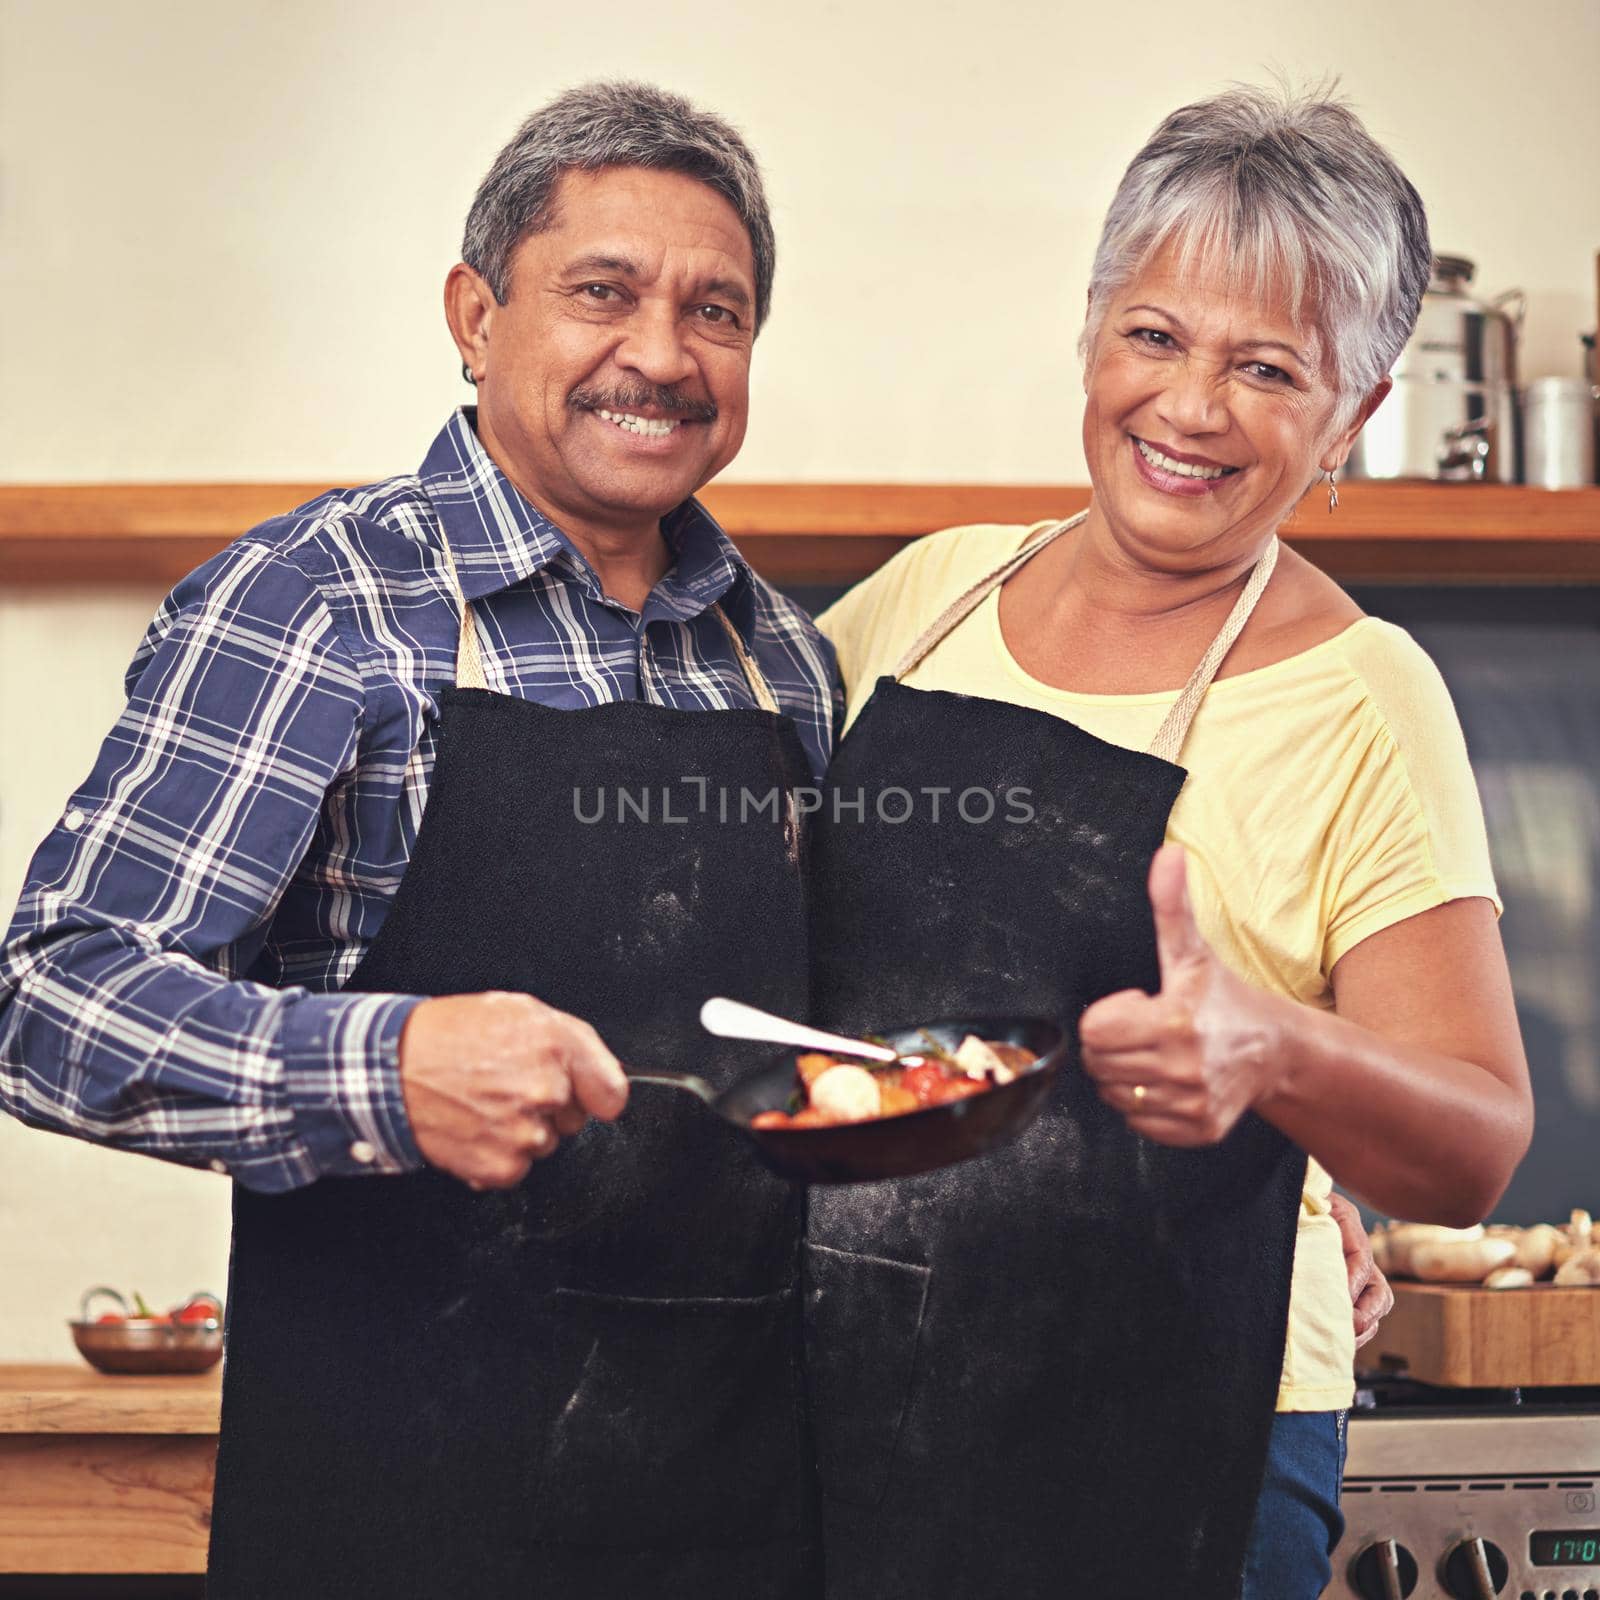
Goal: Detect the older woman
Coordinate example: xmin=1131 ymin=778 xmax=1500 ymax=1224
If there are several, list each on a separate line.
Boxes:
xmin=803 ymin=88 xmax=1531 ymax=1600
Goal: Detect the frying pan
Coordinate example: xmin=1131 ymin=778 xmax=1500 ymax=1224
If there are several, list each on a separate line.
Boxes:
xmin=629 ymin=1015 xmax=1067 ymax=1184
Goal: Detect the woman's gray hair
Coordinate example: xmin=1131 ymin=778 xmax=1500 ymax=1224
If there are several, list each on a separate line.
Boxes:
xmin=462 ymin=81 xmax=776 ymax=333
xmin=1082 ymin=84 xmax=1431 ymax=416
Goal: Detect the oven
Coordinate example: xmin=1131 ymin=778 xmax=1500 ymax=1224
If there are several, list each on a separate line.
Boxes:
xmin=1327 ymin=1382 xmax=1600 ymax=1600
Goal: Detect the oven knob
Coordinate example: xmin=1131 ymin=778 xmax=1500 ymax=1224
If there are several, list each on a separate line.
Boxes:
xmin=1442 ymin=1537 xmax=1510 ymax=1597
xmin=1350 ymin=1539 xmax=1420 ymax=1599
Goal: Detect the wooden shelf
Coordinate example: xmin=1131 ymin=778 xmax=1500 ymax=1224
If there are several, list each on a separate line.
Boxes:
xmin=2 ymin=482 xmax=1598 ymax=586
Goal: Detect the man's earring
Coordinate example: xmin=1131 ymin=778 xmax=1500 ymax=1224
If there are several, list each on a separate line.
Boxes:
xmin=1325 ymin=468 xmax=1339 ymax=514
xmin=461 ymin=362 xmax=478 ymax=387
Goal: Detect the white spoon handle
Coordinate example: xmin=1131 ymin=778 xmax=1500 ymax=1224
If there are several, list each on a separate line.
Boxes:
xmin=698 ymin=997 xmax=899 ymax=1063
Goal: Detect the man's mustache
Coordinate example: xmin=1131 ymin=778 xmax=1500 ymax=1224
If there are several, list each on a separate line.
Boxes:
xmin=569 ymin=383 xmax=718 ymax=424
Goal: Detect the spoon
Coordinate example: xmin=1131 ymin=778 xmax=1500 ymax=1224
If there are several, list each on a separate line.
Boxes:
xmin=624 ymin=998 xmax=899 ymax=1104
xmin=697 ymin=997 xmax=900 ymax=1063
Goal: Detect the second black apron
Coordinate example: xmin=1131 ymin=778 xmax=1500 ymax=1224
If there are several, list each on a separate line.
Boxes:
xmin=806 ymin=515 xmax=1307 ymax=1600
xmin=208 ymin=547 xmax=818 ymax=1599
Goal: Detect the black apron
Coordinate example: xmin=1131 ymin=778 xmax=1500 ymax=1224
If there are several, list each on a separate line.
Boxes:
xmin=805 ymin=515 xmax=1306 ymax=1600
xmin=208 ymin=546 xmax=817 ymax=1599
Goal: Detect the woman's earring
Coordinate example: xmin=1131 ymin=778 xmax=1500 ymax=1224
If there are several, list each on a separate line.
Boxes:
xmin=1325 ymin=469 xmax=1339 ymax=514
xmin=461 ymin=362 xmax=478 ymax=386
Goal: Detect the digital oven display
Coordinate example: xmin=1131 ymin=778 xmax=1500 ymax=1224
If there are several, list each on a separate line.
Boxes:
xmin=1530 ymin=1530 xmax=1600 ymax=1566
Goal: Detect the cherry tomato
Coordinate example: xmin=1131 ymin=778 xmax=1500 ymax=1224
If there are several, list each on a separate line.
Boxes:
xmin=903 ymin=1064 xmax=948 ymax=1105
xmin=172 ymin=1294 xmax=222 ymax=1324
xmin=930 ymin=1078 xmax=985 ymax=1105
xmin=95 ymin=1312 xmax=126 ymax=1325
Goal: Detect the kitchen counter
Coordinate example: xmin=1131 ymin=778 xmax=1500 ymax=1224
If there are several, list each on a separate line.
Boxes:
xmin=0 ymin=1364 xmax=219 ymax=1576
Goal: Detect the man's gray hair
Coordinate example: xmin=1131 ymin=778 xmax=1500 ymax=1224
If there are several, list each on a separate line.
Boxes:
xmin=462 ymin=80 xmax=777 ymax=332
xmin=1082 ymin=84 xmax=1431 ymax=415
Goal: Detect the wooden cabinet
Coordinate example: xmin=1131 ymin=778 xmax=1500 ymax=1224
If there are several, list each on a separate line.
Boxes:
xmin=0 ymin=1366 xmax=218 ymax=1577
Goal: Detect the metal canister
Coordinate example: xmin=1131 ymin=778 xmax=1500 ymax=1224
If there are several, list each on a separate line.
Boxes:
xmin=1346 ymin=254 xmax=1523 ymax=483
xmin=1521 ymin=377 xmax=1597 ymax=488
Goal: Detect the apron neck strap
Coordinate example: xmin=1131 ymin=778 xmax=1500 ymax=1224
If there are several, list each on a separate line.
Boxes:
xmin=709 ymin=604 xmax=782 ymax=714
xmin=437 ymin=535 xmax=781 ymax=713
xmin=888 ymin=510 xmax=1281 ymax=766
xmin=890 ymin=512 xmax=1088 ymax=682
xmin=439 ymin=538 xmax=490 ymax=691
xmin=1145 ymin=536 xmax=1278 ymax=763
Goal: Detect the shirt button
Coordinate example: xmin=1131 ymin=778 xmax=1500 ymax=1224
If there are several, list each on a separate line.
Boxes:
xmin=208 ymin=1158 xmax=228 ymax=1175
xmin=349 ymin=1140 xmax=377 ymax=1165
xmin=63 ymin=808 xmax=85 ymax=831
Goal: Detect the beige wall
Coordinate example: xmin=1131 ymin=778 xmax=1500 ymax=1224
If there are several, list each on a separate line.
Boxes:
xmin=0 ymin=582 xmax=233 ymax=1361
xmin=2 ymin=0 xmax=1598 ymax=1360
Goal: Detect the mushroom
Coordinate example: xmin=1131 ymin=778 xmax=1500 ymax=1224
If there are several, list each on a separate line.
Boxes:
xmin=1513 ymin=1223 xmax=1565 ymax=1279
xmin=1373 ymin=1222 xmax=1485 ymax=1279
xmin=1553 ymin=1248 xmax=1600 ymax=1288
xmin=1409 ymin=1235 xmax=1518 ymax=1284
xmin=1484 ymin=1266 xmax=1535 ymax=1290
xmin=1370 ymin=1226 xmax=1395 ymax=1277
xmin=809 ymin=1065 xmax=882 ymax=1123
xmin=953 ymin=1035 xmax=1016 ymax=1084
xmin=1554 ymin=1209 xmax=1596 ymax=1268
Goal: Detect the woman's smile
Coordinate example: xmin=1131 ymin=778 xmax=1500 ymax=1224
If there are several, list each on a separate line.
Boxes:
xmin=1130 ymin=434 xmax=1245 ymax=497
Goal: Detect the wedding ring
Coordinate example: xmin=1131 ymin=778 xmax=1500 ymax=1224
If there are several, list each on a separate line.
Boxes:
xmin=1132 ymin=1084 xmax=1148 ymax=1107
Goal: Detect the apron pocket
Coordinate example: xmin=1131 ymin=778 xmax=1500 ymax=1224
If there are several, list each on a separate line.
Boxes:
xmin=531 ymin=1286 xmax=803 ymax=1548
xmin=803 ymin=1243 xmax=931 ymax=1509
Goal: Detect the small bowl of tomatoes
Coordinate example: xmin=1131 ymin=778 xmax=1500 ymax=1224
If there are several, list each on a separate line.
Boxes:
xmin=69 ymin=1286 xmax=224 ymax=1375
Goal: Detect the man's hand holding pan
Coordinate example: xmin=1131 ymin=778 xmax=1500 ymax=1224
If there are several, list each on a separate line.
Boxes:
xmin=399 ymin=991 xmax=630 ymax=1189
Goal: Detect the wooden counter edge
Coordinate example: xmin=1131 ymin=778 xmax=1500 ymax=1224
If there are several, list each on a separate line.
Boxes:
xmin=0 ymin=1364 xmax=221 ymax=1435
xmin=2 ymin=483 xmax=1599 ymax=586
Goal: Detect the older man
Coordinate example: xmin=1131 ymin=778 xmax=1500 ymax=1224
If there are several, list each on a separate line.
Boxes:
xmin=0 ymin=83 xmax=832 ymax=1599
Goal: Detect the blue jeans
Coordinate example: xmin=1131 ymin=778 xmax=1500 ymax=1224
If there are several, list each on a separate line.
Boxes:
xmin=1240 ymin=1410 xmax=1348 ymax=1600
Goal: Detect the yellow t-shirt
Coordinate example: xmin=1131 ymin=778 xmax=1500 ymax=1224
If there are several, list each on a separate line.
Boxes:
xmin=817 ymin=522 xmax=1502 ymax=1412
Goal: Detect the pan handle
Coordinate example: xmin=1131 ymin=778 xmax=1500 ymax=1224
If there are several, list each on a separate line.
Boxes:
xmin=625 ymin=1068 xmax=720 ymax=1106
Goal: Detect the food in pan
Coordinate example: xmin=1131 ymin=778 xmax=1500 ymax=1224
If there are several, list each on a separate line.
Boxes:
xmin=750 ymin=1034 xmax=1035 ymax=1130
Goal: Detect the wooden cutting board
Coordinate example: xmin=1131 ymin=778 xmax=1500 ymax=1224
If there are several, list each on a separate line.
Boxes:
xmin=1372 ymin=1282 xmax=1600 ymax=1387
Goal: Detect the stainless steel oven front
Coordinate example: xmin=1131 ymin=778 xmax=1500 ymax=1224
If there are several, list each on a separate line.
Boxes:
xmin=1325 ymin=1410 xmax=1600 ymax=1600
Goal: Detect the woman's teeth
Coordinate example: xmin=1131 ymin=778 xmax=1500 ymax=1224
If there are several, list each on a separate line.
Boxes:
xmin=1135 ymin=437 xmax=1238 ymax=480
xmin=597 ymin=409 xmax=680 ymax=438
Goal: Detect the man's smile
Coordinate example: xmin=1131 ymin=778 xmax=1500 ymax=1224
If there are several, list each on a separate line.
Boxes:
xmin=585 ymin=406 xmax=699 ymax=451
xmin=596 ymin=408 xmax=682 ymax=438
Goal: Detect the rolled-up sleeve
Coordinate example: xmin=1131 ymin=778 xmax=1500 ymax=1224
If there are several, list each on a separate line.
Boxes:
xmin=0 ymin=536 xmax=425 ymax=1192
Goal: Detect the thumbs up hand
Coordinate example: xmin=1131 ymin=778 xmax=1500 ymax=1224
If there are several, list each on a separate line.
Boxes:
xmin=1078 ymin=844 xmax=1288 ymax=1146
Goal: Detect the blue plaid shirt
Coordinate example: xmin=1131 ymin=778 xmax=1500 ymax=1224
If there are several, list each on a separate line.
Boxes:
xmin=0 ymin=410 xmax=840 ymax=1193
